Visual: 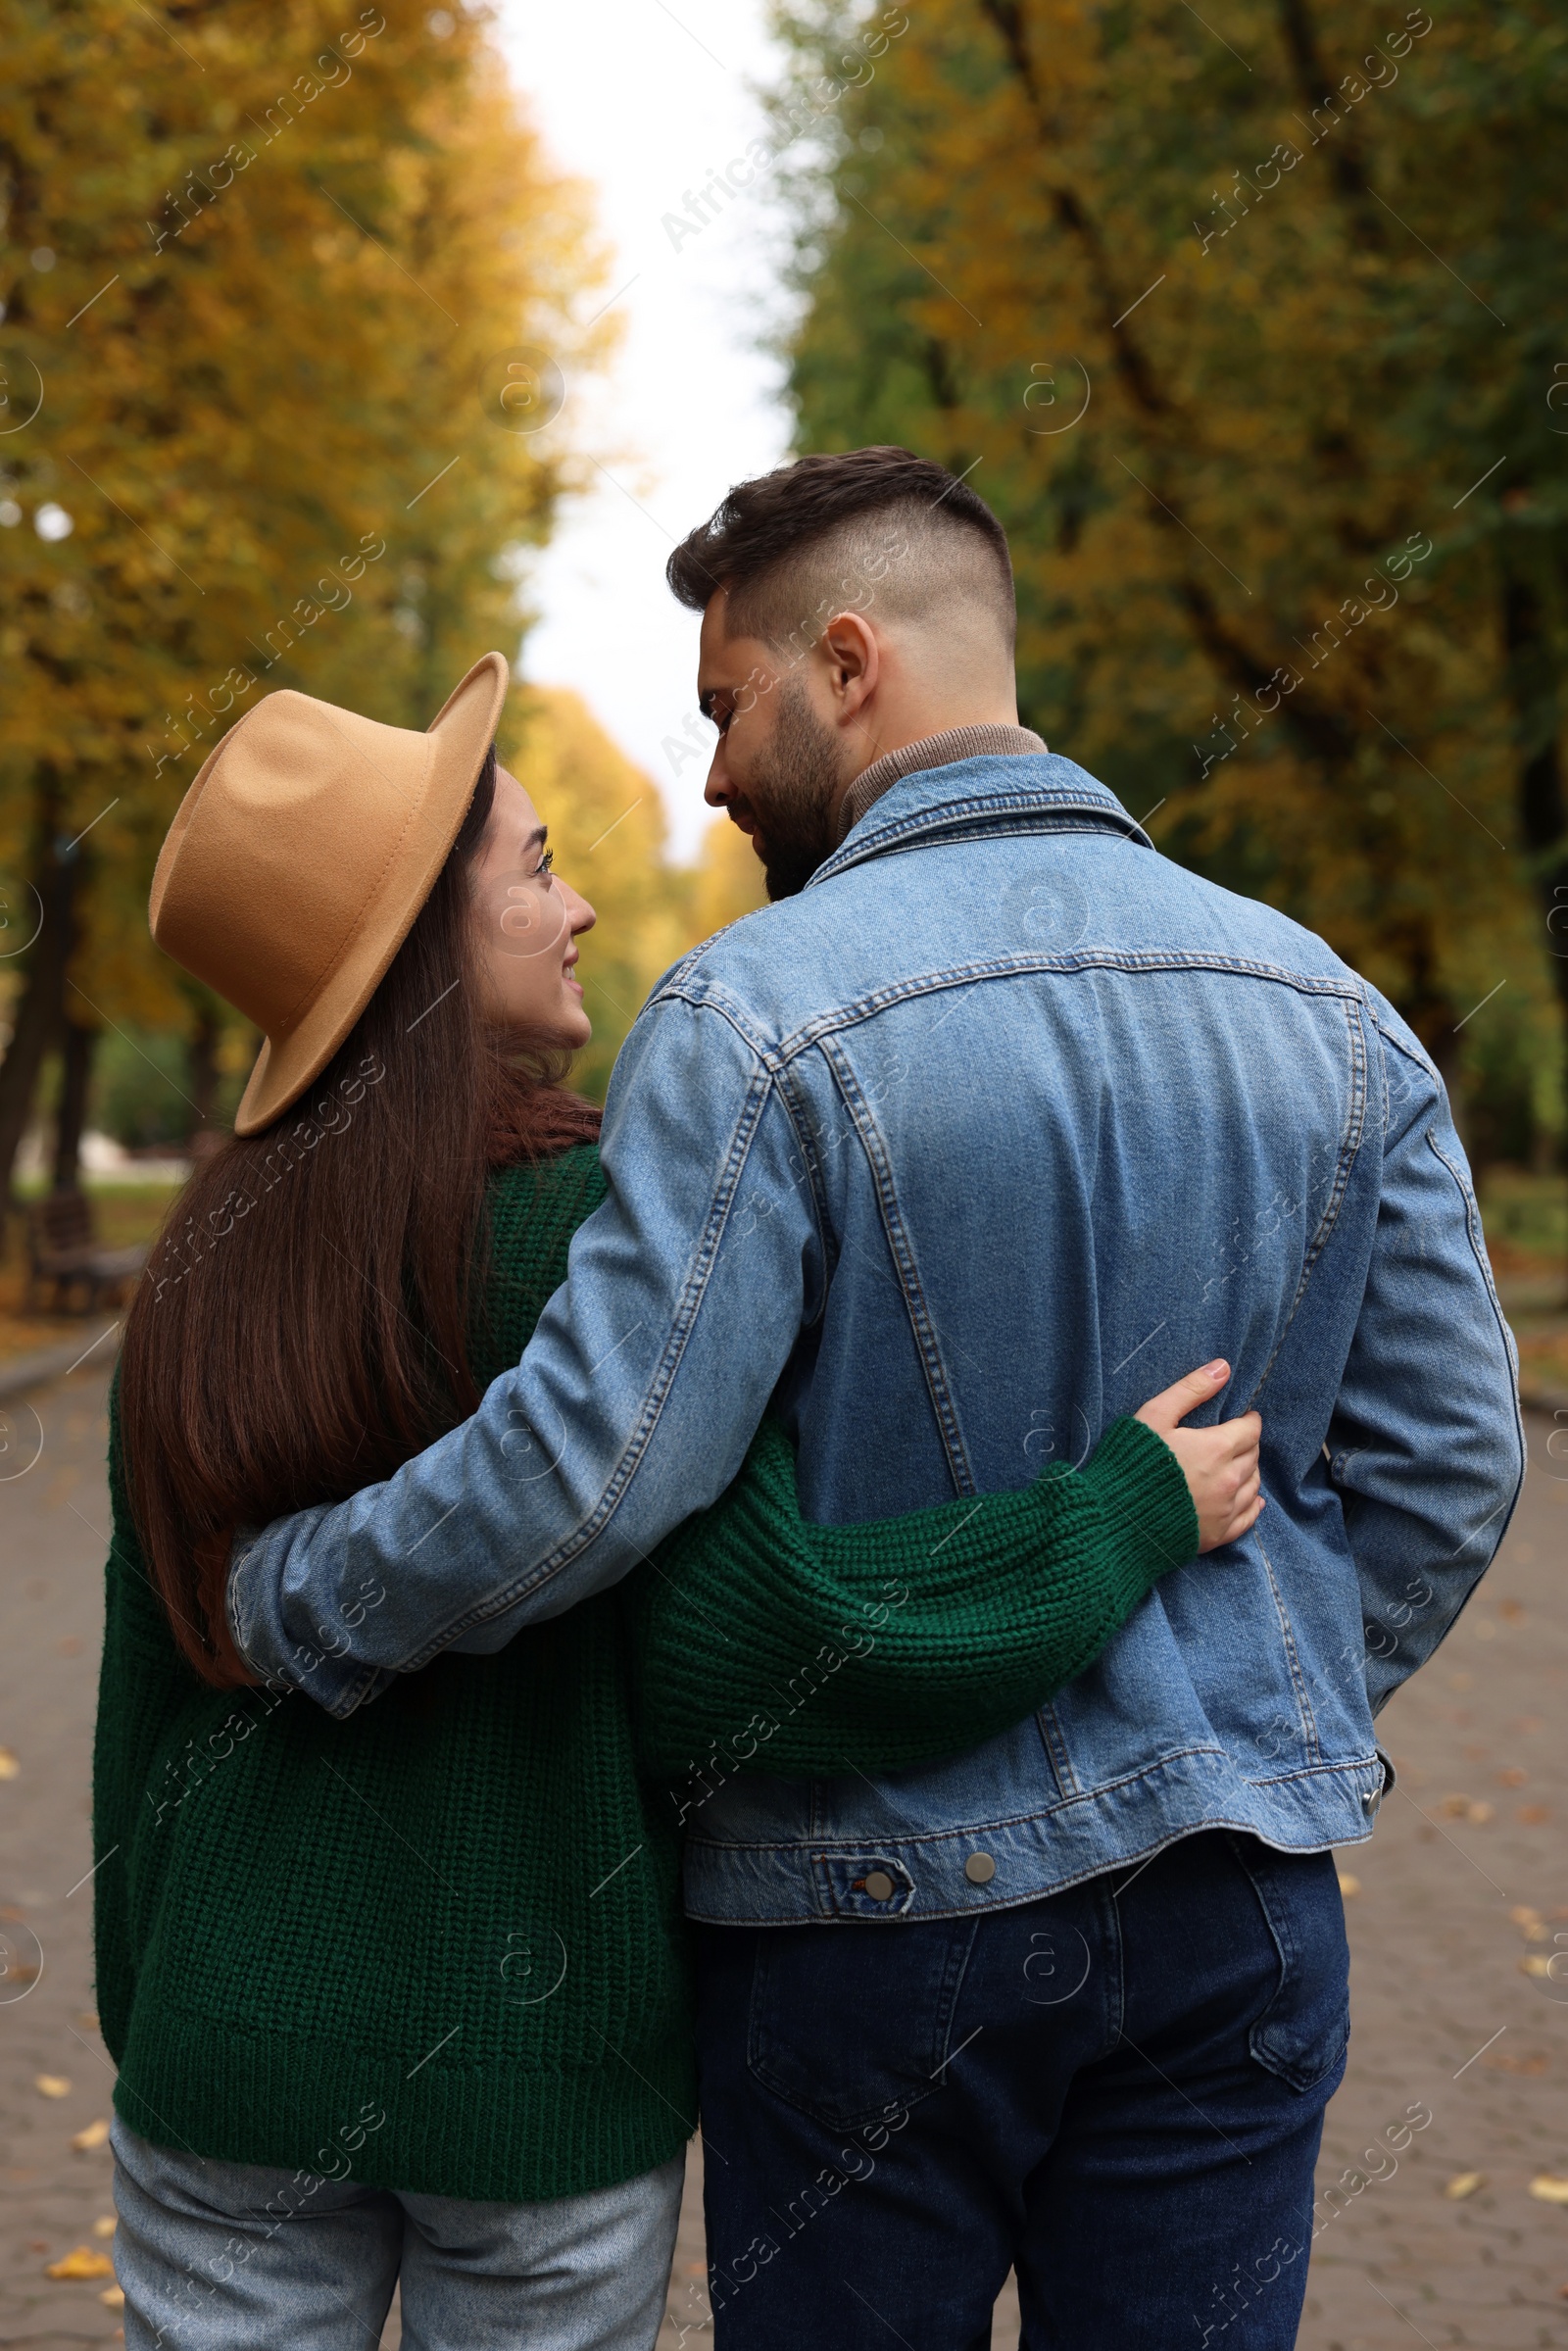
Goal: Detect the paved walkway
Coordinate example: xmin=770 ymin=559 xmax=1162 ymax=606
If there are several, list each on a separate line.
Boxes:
xmin=2 ymin=1366 xmax=1563 ymax=2347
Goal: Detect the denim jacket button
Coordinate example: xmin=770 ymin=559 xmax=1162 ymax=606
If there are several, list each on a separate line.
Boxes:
xmin=863 ymin=1870 xmax=896 ymax=1901
xmin=964 ymin=1852 xmax=997 ymax=1885
xmin=1361 ymin=1785 xmax=1382 ymax=1816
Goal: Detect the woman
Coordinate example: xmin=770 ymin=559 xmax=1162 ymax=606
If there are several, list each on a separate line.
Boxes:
xmin=95 ymin=656 xmax=1262 ymax=2350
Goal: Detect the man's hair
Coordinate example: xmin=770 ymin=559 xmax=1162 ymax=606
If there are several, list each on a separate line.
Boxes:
xmin=665 ymin=446 xmax=1016 ymax=657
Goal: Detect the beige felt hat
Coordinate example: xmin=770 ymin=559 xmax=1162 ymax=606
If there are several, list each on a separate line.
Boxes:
xmin=150 ymin=652 xmax=509 ymax=1136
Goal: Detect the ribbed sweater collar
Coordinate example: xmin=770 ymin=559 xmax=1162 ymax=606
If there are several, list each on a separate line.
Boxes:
xmin=836 ymin=723 xmax=1047 ymax=844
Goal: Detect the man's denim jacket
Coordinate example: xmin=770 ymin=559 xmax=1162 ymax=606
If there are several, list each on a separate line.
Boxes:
xmin=230 ymin=754 xmax=1525 ymax=1924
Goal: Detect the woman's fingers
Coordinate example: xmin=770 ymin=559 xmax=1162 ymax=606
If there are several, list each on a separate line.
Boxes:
xmin=1152 ymin=1414 xmax=1263 ymax=1551
xmin=1225 ymin=1490 xmax=1266 ymax=1543
xmin=1131 ymin=1370 xmax=1267 ymax=1552
xmin=1135 ymin=1359 xmax=1231 ymax=1435
xmin=1205 ymin=1449 xmax=1265 ymax=1549
xmin=1217 ymin=1408 xmax=1262 ymax=1461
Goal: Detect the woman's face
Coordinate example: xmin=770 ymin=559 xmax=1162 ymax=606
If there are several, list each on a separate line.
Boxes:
xmin=470 ymin=768 xmax=596 ymax=1050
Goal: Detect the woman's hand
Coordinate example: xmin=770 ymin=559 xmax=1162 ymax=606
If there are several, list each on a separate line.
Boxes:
xmin=1135 ymin=1360 xmax=1263 ymax=1553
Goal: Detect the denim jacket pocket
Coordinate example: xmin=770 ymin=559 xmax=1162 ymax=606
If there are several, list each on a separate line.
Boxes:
xmin=748 ymin=1916 xmax=978 ymax=2130
xmin=1228 ymin=1836 xmax=1351 ymax=2093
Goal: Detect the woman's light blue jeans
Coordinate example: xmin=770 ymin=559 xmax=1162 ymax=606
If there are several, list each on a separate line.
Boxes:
xmin=110 ymin=2118 xmax=683 ymax=2350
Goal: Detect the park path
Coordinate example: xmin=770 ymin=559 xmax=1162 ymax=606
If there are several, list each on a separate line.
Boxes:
xmin=2 ymin=1364 xmax=1564 ymax=2349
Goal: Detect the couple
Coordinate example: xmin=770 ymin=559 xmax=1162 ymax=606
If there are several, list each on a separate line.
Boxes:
xmin=95 ymin=446 xmax=1522 ymax=2350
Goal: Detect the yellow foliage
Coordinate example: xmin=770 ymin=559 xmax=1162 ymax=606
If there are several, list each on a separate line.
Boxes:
xmin=0 ymin=0 xmax=611 ymax=1058
xmin=45 ymin=2247 xmax=115 ymax=2280
xmin=512 ymin=688 xmax=692 ymax=1100
xmin=511 ymin=687 xmax=769 ymax=1100
xmin=689 ymin=815 xmax=769 ymax=943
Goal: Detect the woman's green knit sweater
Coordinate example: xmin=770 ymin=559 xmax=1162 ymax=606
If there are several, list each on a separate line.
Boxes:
xmin=92 ymin=1143 xmax=1197 ymax=2203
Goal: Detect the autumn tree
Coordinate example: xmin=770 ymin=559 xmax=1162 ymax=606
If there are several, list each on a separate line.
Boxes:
xmin=511 ymin=689 xmax=770 ymax=1100
xmin=770 ymin=0 xmax=1567 ymax=1156
xmin=510 ymin=687 xmax=692 ymax=1101
xmin=0 ymin=0 xmax=609 ymax=1193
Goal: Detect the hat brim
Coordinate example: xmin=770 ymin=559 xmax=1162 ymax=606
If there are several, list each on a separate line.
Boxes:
xmin=232 ymin=652 xmax=510 ymax=1136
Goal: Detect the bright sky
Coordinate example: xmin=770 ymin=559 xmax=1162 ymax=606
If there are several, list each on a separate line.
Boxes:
xmin=490 ymin=0 xmax=794 ymax=858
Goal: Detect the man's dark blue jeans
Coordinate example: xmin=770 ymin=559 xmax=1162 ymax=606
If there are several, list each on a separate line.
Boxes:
xmin=693 ymin=1831 xmax=1349 ymax=2348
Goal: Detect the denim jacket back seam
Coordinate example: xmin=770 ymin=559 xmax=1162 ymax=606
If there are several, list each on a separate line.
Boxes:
xmin=817 ymin=1029 xmax=979 ymax=1499
xmin=663 ymin=952 xmax=1370 ymax=1075
xmin=1251 ymin=994 xmax=1372 ymax=1405
xmin=1255 ymin=1534 xmax=1324 ymax=1767
xmin=1032 ymin=1702 xmax=1082 ymax=1802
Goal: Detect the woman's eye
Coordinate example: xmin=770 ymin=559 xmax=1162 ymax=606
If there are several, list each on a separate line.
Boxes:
xmin=535 ymin=849 xmax=555 ymax=881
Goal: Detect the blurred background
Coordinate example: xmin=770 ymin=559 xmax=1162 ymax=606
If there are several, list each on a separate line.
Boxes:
xmin=2 ymin=8 xmax=1567 ymax=2343
xmin=1 ymin=0 xmax=1564 ymax=1380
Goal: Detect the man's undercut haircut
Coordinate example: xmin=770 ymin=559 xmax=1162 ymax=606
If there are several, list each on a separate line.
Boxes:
xmin=665 ymin=446 xmax=1016 ymax=658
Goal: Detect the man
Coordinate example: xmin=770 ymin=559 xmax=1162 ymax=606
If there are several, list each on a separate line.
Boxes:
xmin=231 ymin=448 xmax=1523 ymax=2344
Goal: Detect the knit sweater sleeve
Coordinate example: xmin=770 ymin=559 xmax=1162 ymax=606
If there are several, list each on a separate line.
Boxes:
xmin=630 ymin=1414 xmax=1198 ymax=1782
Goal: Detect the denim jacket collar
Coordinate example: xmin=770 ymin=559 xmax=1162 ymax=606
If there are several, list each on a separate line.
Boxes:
xmin=810 ymin=750 xmax=1157 ymax=889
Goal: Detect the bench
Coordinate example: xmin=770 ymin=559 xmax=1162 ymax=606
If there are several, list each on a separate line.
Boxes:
xmin=24 ymin=1191 xmax=147 ymax=1315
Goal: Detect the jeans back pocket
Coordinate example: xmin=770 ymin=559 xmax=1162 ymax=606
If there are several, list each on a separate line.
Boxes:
xmin=748 ymin=1916 xmax=979 ymax=2131
xmin=1229 ymin=1836 xmax=1350 ymax=2093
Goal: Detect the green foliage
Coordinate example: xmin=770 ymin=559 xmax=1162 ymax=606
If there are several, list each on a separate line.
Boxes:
xmin=1478 ymin=1168 xmax=1568 ymax=1262
xmin=83 ymin=1024 xmax=247 ymax=1151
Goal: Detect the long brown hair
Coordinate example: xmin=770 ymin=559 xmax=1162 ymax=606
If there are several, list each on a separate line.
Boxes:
xmin=119 ymin=749 xmax=600 ymax=1688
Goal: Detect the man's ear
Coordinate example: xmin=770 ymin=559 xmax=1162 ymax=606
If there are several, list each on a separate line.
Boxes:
xmin=817 ymin=611 xmax=879 ymax=726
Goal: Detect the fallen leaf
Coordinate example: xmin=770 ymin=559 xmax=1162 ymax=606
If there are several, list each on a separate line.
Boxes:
xmin=1439 ymin=1795 xmax=1494 ymax=1824
xmin=1498 ymin=1598 xmax=1525 ymax=1622
xmin=71 ymin=2119 xmax=111 ymax=2152
xmin=77 ymin=2010 xmax=99 ymax=2031
xmin=99 ymin=2286 xmax=124 ymax=2309
xmin=1511 ymin=1904 xmax=1544 ymax=1926
xmin=57 ymin=1636 xmax=82 ymax=1657
xmin=1518 ymin=1806 xmax=1552 ymax=1826
xmin=0 ymin=1746 xmax=19 ymax=1779
xmin=1337 ymin=1873 xmax=1362 ymax=1897
xmin=1446 ymin=2171 xmax=1485 ymax=2199
xmin=34 ymin=2075 xmax=71 ymax=2099
xmin=27 ymin=2240 xmax=48 ymax=2254
xmin=92 ymin=2217 xmax=116 ymax=2238
xmin=45 ymin=2246 xmax=116 ymax=2279
xmin=1497 ymin=1768 xmax=1529 ymax=1788
xmin=1530 ymin=2176 xmax=1568 ymax=2204
xmin=1522 ymin=1956 xmax=1554 ymax=1979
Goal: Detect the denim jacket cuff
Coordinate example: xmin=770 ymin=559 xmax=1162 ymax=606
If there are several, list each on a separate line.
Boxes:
xmin=227 ymin=1527 xmax=388 ymax=1720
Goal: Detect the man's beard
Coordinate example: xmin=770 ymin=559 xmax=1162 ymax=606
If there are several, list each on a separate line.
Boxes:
xmin=744 ymin=680 xmax=846 ymax=901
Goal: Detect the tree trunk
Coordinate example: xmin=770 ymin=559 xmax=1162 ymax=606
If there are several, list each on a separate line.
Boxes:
xmin=52 ymin=1020 xmax=97 ymax=1193
xmin=0 ymin=791 xmax=76 ymax=1208
xmin=1501 ymin=560 xmax=1568 ymax=1167
xmin=186 ymin=998 xmax=222 ymax=1140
